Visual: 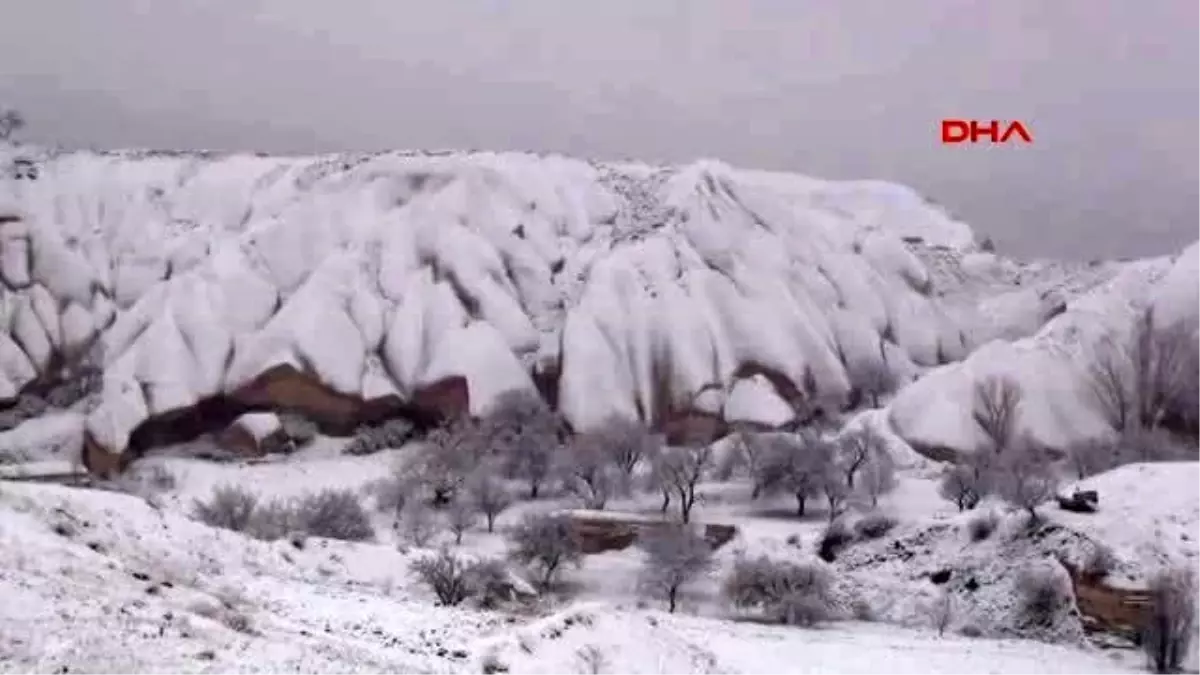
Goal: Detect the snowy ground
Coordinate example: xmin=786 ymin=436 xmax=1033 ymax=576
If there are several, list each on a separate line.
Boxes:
xmin=1 ymin=424 xmax=1189 ymax=673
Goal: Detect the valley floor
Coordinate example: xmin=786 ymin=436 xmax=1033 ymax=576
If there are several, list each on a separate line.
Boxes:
xmin=2 ymin=435 xmax=1186 ymax=674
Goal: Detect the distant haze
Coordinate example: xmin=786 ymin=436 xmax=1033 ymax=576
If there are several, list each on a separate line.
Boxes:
xmin=1 ymin=0 xmax=1196 ymax=260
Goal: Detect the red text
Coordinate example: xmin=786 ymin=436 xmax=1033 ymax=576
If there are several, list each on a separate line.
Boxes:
xmin=941 ymin=119 xmax=1033 ymax=144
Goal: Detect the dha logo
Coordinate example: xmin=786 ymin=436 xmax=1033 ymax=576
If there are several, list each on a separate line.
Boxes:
xmin=941 ymin=119 xmax=1033 ymax=145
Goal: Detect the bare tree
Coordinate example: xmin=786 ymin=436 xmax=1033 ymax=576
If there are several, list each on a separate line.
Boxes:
xmin=818 ymin=466 xmax=851 ymax=523
xmin=972 ymin=375 xmax=1023 ymax=453
xmin=637 ymin=525 xmax=716 ymax=613
xmin=445 ymin=497 xmax=478 ymax=545
xmin=750 ymin=431 xmax=831 ymax=517
xmin=1143 ymin=566 xmax=1198 ymax=674
xmin=938 ymin=452 xmax=994 ymax=511
xmin=399 ymin=500 xmax=439 ymax=547
xmin=649 ymin=444 xmax=714 ymax=524
xmin=1065 ymin=437 xmax=1117 ymax=480
xmin=408 ymin=417 xmax=485 ymax=505
xmin=837 ymin=426 xmax=889 ymax=489
xmin=1088 ymin=310 xmax=1200 ymax=435
xmin=850 ymin=359 xmax=898 ymax=408
xmin=410 ymin=547 xmax=479 ymax=606
xmin=558 ymin=434 xmax=621 ymax=510
xmin=992 ymin=439 xmax=1059 ymax=523
xmin=584 ymin=416 xmax=661 ymax=483
xmin=859 ymin=446 xmax=898 ymax=507
xmin=0 ymin=108 xmax=24 ymax=141
xmin=929 ymin=591 xmax=954 ymax=637
xmin=466 ymin=470 xmax=513 ymax=533
xmin=485 ymin=390 xmax=565 ymax=499
xmin=507 ymin=512 xmax=582 ymax=589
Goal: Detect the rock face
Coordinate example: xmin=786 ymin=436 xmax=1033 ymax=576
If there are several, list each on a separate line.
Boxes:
xmin=566 ymin=510 xmax=739 ymax=554
xmin=8 ymin=146 xmax=1188 ymax=470
xmin=1060 ymin=559 xmax=1152 ymax=640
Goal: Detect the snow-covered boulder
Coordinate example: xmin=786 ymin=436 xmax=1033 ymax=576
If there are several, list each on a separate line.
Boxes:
xmin=217 ymin=412 xmax=287 ymax=457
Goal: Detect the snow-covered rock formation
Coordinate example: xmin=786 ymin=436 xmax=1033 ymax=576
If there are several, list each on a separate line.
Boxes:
xmin=0 ymin=146 xmax=1192 ymax=469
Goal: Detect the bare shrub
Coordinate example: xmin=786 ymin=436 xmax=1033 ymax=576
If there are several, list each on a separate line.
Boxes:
xmin=647 ymin=444 xmax=714 ymax=524
xmin=410 ymin=547 xmax=482 ymax=606
xmin=967 ymin=509 xmax=999 ymax=542
xmin=853 ymin=512 xmax=897 ymax=540
xmin=972 ymin=375 xmax=1023 ymax=453
xmin=1142 ymin=566 xmax=1198 ymax=674
xmin=399 ymin=500 xmax=439 ymax=547
xmin=722 ymin=555 xmax=835 ymax=627
xmin=817 ymin=519 xmax=854 ymax=562
xmin=1118 ymin=426 xmax=1199 ymax=464
xmin=344 ymin=417 xmax=416 ymax=456
xmin=466 ymin=471 xmax=513 ymax=533
xmin=637 ymin=525 xmax=716 ymax=613
xmin=246 ymin=498 xmax=300 ymax=541
xmin=294 ymin=489 xmax=374 ymax=542
xmin=193 ymin=484 xmax=258 ymax=532
xmin=367 ymin=469 xmax=409 ymax=521
xmin=445 ymin=497 xmax=478 ymax=545
xmin=574 ymin=645 xmax=608 ymax=674
xmin=748 ymin=430 xmax=831 ymax=517
xmin=470 ymin=558 xmax=518 ymax=609
xmin=485 ymin=389 xmax=565 ymax=499
xmin=507 ymin=512 xmax=582 ymax=589
xmin=938 ymin=452 xmax=994 ymax=511
xmin=992 ymin=440 xmax=1059 ymax=523
xmin=1016 ymin=564 xmax=1069 ymax=626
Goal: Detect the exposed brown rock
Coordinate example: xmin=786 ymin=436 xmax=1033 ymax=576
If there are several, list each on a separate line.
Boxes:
xmin=661 ymin=409 xmax=727 ymax=447
xmin=216 ymin=415 xmax=290 ymax=457
xmin=1060 ymin=559 xmax=1152 ymax=639
xmin=566 ymin=511 xmax=738 ymax=554
xmin=84 ymin=365 xmax=470 ymax=474
xmin=82 ymin=430 xmax=125 ymax=479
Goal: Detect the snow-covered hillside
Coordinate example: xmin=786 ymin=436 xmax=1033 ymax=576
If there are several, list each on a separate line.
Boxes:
xmin=0 ymin=146 xmax=1194 ymax=466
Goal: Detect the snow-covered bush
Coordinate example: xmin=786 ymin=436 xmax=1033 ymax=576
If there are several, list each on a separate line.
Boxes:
xmin=967 ymin=509 xmax=999 ymax=542
xmin=399 ymin=500 xmax=439 ymax=547
xmin=1081 ymin=543 xmax=1117 ymax=579
xmin=485 ymin=390 xmax=565 ymax=500
xmin=817 ymin=519 xmax=854 ymax=562
xmin=279 ymin=413 xmax=318 ymax=448
xmin=637 ymin=525 xmax=716 ymax=613
xmin=410 ymin=547 xmax=484 ymax=606
xmin=1143 ymin=566 xmax=1197 ymax=674
xmin=294 ymin=489 xmax=374 ymax=542
xmin=938 ymin=454 xmax=993 ymax=511
xmin=343 ymin=417 xmax=416 ymax=456
xmin=992 ymin=441 xmax=1059 ymax=523
xmin=466 ymin=470 xmax=513 ymax=533
xmin=192 ymin=484 xmax=259 ymax=532
xmin=853 ymin=512 xmax=897 ymax=540
xmin=1015 ymin=564 xmax=1070 ymax=627
xmin=507 ymin=512 xmax=581 ymax=589
xmin=406 ymin=418 xmax=485 ymax=505
xmin=722 ymin=555 xmax=836 ymax=627
xmin=445 ymin=497 xmax=478 ymax=545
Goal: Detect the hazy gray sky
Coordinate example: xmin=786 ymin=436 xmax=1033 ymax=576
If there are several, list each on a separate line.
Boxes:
xmin=1 ymin=0 xmax=1196 ymax=259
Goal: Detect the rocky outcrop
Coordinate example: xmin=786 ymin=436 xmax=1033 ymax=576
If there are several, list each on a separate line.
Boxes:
xmin=81 ymin=368 xmax=470 ymax=473
xmin=1060 ymin=560 xmax=1152 ymax=640
xmin=565 ymin=510 xmax=739 ymax=554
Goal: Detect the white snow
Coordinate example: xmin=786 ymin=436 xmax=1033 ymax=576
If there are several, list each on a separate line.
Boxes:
xmin=723 ymin=375 xmax=794 ymax=427
xmin=232 ymin=413 xmax=281 ymax=443
xmin=6 ymin=147 xmax=1145 ymax=458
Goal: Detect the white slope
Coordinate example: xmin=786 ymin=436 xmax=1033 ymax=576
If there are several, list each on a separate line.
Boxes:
xmin=0 ymin=466 xmax=1138 ymax=675
xmin=888 ymin=246 xmax=1199 ymax=454
xmin=1 ymin=148 xmax=994 ymax=458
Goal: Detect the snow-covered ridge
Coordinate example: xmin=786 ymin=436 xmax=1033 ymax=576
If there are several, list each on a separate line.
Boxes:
xmin=0 ymin=146 xmax=1186 ymax=461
